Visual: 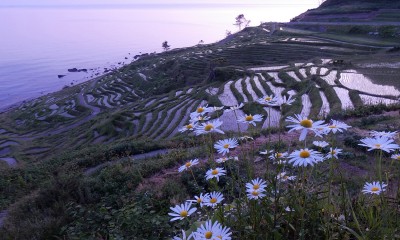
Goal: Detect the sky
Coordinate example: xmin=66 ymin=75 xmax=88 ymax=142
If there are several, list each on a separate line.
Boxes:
xmin=0 ymin=0 xmax=321 ymax=7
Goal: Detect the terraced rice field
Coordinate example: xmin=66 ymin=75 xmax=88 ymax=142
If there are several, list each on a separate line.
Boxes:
xmin=1 ymin=25 xmax=399 ymax=166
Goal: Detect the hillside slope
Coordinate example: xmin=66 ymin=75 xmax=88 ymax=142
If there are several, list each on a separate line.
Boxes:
xmin=292 ymin=0 xmax=400 ymax=22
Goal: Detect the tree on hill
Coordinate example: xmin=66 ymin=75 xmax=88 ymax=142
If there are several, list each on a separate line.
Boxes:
xmin=162 ymin=41 xmax=170 ymax=51
xmin=234 ymin=14 xmax=250 ymax=31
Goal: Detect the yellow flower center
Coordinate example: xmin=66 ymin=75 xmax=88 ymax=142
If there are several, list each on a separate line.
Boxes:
xmin=397 ymin=156 xmax=400 ymax=160
xmin=185 ymin=162 xmax=192 ymax=168
xmin=300 ymin=119 xmax=313 ymax=128
xmin=328 ymin=125 xmax=336 ymax=128
xmin=371 ymin=187 xmax=379 ymax=192
xmin=186 ymin=124 xmax=193 ymax=129
xmin=253 ymin=184 xmax=260 ymax=190
xmin=204 ymin=124 xmax=214 ymax=131
xmin=197 ymin=107 xmax=204 ymax=113
xmin=197 ymin=198 xmax=202 ymax=203
xmin=180 ymin=210 xmax=188 ymax=217
xmin=223 ymin=144 xmax=230 ymax=149
xmin=299 ymin=150 xmax=310 ymax=158
xmin=252 ymin=191 xmax=259 ymax=196
xmin=211 ymin=169 xmax=219 ymax=175
xmin=245 ymin=115 xmax=254 ymax=121
xmin=277 ymin=153 xmax=283 ymax=158
xmin=374 ymin=144 xmax=381 ymax=149
xmin=210 ymin=198 xmax=217 ymax=203
xmin=217 ymin=236 xmax=222 ymax=239
xmin=331 ymin=150 xmax=336 ymax=155
xmin=284 ymin=175 xmax=289 ymax=179
xmin=205 ymin=231 xmax=213 ymax=239
xmin=265 ymin=97 xmax=271 ymax=101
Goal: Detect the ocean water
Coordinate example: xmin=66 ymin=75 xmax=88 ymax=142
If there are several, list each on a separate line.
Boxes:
xmin=0 ymin=3 xmax=316 ymax=109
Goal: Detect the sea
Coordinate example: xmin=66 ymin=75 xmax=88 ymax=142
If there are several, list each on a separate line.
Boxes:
xmin=0 ymin=3 xmax=317 ymax=109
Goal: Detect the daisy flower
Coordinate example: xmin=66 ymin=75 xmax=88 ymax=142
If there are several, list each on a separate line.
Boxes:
xmin=313 ymin=141 xmax=329 ymax=148
xmin=178 ymin=159 xmax=199 ymax=172
xmin=277 ymin=172 xmax=296 ymax=182
xmin=192 ymin=104 xmax=213 ymax=116
xmin=190 ymin=113 xmax=211 ymax=123
xmin=269 ymin=152 xmax=288 ymax=161
xmin=214 ymin=138 xmax=239 ymax=155
xmin=257 ymin=94 xmax=278 ymax=106
xmin=216 ymin=156 xmax=238 ymax=164
xmin=215 ymin=225 xmax=232 ymax=240
xmin=205 ymin=167 xmax=226 ymax=181
xmin=324 ymin=120 xmax=351 ymax=134
xmin=225 ymin=103 xmax=244 ymax=112
xmin=286 ymin=114 xmax=327 ymax=141
xmin=203 ymin=191 xmax=224 ymax=208
xmin=247 ymin=189 xmax=267 ymax=200
xmin=168 ymin=202 xmax=197 ymax=222
xmin=288 ymin=148 xmax=324 ymax=167
xmin=391 ymin=154 xmax=400 ymax=161
xmin=179 ymin=122 xmax=198 ymax=133
xmin=362 ymin=181 xmax=387 ymax=195
xmin=325 ymin=147 xmax=342 ymax=159
xmin=191 ymin=193 xmax=210 ymax=207
xmin=246 ymin=178 xmax=267 ymax=192
xmin=274 ymin=94 xmax=296 ymax=107
xmin=370 ymin=130 xmax=398 ymax=139
xmin=238 ymin=114 xmax=263 ymax=126
xmin=195 ymin=119 xmax=225 ymax=135
xmin=359 ymin=136 xmax=399 ymax=153
xmin=193 ymin=220 xmax=231 ymax=240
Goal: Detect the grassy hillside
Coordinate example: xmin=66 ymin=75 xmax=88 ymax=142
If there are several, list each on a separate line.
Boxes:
xmin=292 ymin=0 xmax=400 ymax=22
xmin=1 ymin=20 xmax=400 ymax=239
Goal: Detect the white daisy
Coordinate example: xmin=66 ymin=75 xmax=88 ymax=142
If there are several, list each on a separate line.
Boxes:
xmin=269 ymin=152 xmax=288 ymax=161
xmin=362 ymin=181 xmax=387 ymax=195
xmin=325 ymin=147 xmax=342 ymax=159
xmin=205 ymin=167 xmax=226 ymax=181
xmin=195 ymin=119 xmax=225 ymax=135
xmin=274 ymin=94 xmax=296 ymax=107
xmin=179 ymin=122 xmax=198 ymax=133
xmin=288 ymin=148 xmax=324 ymax=167
xmin=313 ymin=141 xmax=329 ymax=148
xmin=168 ymin=202 xmax=197 ymax=222
xmin=203 ymin=191 xmax=224 ymax=208
xmin=178 ymin=159 xmax=199 ymax=172
xmin=247 ymin=189 xmax=267 ymax=200
xmin=370 ymin=130 xmax=398 ymax=139
xmin=193 ymin=220 xmax=231 ymax=240
xmin=391 ymin=154 xmax=400 ymax=161
xmin=238 ymin=114 xmax=263 ymax=126
xmin=216 ymin=156 xmax=238 ymax=164
xmin=192 ymin=104 xmax=213 ymax=116
xmin=277 ymin=172 xmax=296 ymax=182
xmin=215 ymin=225 xmax=232 ymax=240
xmin=225 ymin=103 xmax=244 ymax=112
xmin=359 ymin=136 xmax=400 ymax=153
xmin=190 ymin=113 xmax=211 ymax=123
xmin=256 ymin=94 xmax=278 ymax=106
xmin=246 ymin=178 xmax=267 ymax=192
xmin=324 ymin=120 xmax=351 ymax=134
xmin=286 ymin=114 xmax=327 ymax=141
xmin=190 ymin=193 xmax=210 ymax=208
xmin=214 ymin=138 xmax=239 ymax=155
